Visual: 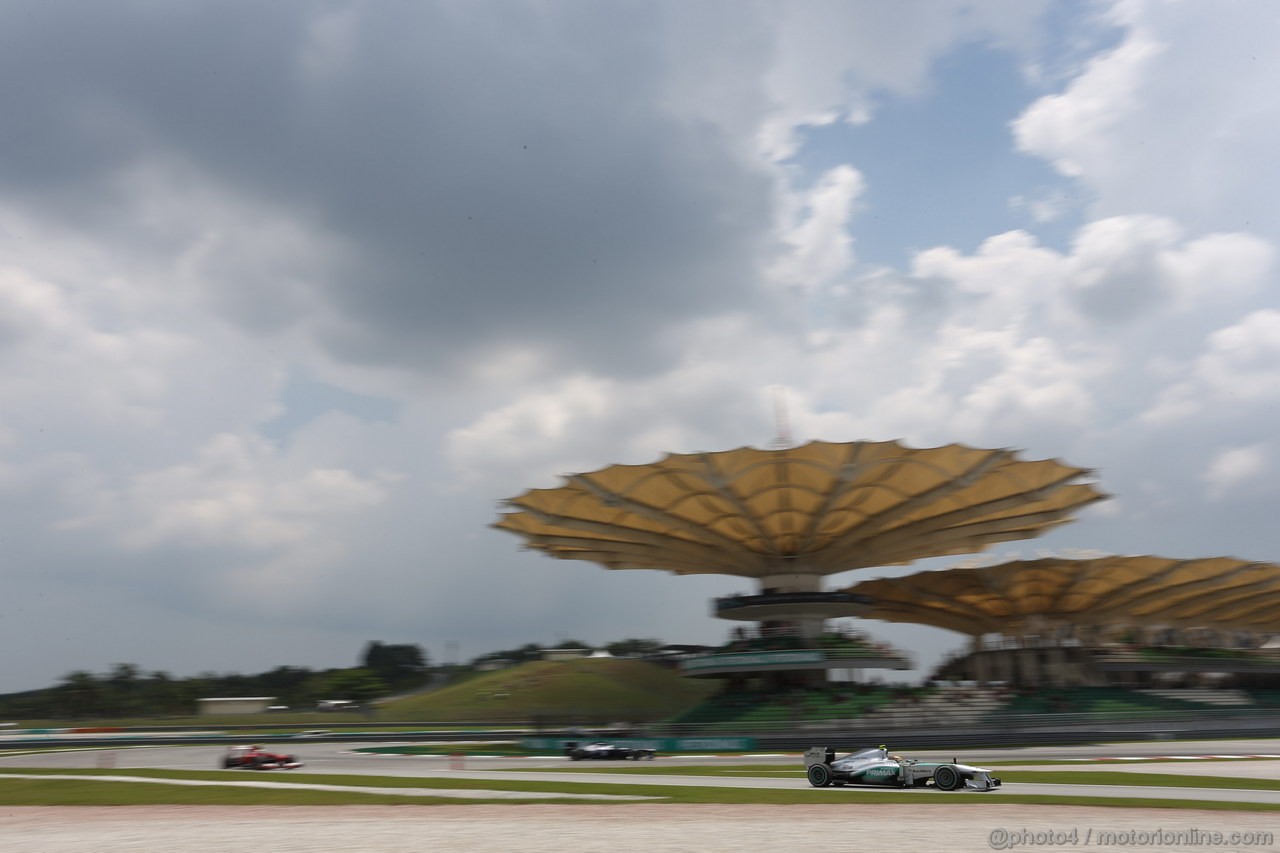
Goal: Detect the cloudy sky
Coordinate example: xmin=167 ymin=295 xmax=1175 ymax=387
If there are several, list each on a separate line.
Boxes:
xmin=2 ymin=0 xmax=1278 ymax=693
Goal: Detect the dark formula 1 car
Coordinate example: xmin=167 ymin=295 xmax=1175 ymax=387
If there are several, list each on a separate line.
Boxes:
xmin=565 ymin=741 xmax=657 ymax=760
xmin=221 ymin=745 xmax=305 ymax=770
xmin=804 ymin=745 xmax=1000 ymax=791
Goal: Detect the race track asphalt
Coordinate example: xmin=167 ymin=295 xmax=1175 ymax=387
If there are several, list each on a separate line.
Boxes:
xmin=4 ymin=737 xmax=1280 ymax=804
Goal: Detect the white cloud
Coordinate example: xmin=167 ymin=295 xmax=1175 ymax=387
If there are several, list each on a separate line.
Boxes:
xmin=913 ymin=228 xmax=1065 ymax=306
xmin=769 ymin=165 xmax=865 ymax=291
xmin=756 ymin=0 xmax=1048 ymax=160
xmin=1008 ymin=188 xmax=1078 ymax=224
xmin=1198 ymin=310 xmax=1280 ymax=401
xmin=448 ymin=375 xmax=617 ymax=487
xmin=1064 ymin=217 xmax=1272 ymax=318
xmin=0 ymin=264 xmax=186 ymax=428
xmin=954 ymin=336 xmax=1098 ymax=435
xmin=63 ymin=433 xmax=396 ymax=551
xmin=1203 ymin=443 xmax=1270 ymax=500
xmin=1014 ymin=30 xmax=1164 ymax=179
xmin=1146 ymin=309 xmax=1280 ymax=423
xmin=1014 ymin=0 xmax=1280 ymax=234
xmin=1162 ymin=232 xmax=1274 ymax=306
xmin=448 ymin=200 xmax=1269 ymax=501
xmin=911 ymin=215 xmax=1273 ymax=334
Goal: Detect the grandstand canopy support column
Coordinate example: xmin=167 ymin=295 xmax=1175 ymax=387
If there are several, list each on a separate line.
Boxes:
xmin=973 ymin=651 xmax=993 ymax=686
xmin=762 ymin=572 xmax=826 ymax=637
xmin=795 ymin=616 xmax=825 ymax=639
xmin=759 ymin=573 xmax=822 ymax=593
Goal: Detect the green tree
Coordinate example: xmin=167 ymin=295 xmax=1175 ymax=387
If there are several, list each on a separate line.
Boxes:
xmin=106 ymin=663 xmax=143 ymax=716
xmin=605 ymin=638 xmax=664 ymax=658
xmin=361 ymin=642 xmax=429 ymax=687
xmin=471 ymin=642 xmax=544 ymax=665
xmin=57 ymin=670 xmax=103 ymax=719
xmin=323 ymin=669 xmax=387 ymax=704
xmin=146 ymin=670 xmax=184 ymax=716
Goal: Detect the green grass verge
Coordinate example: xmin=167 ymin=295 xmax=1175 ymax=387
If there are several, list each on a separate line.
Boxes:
xmin=1 ymin=767 xmax=1279 ymax=810
xmin=0 ymin=767 xmax=632 ymax=793
xmin=981 ymin=756 xmax=1280 ymax=766
xmin=0 ymin=746 xmax=155 ymax=756
xmin=5 ymin=721 xmax=523 ymax=735
xmin=352 ymin=743 xmax=530 ymax=756
xmin=519 ymin=763 xmax=1280 ymax=790
xmin=1004 ymin=771 xmax=1280 ymax=790
xmin=11 ymin=713 xmax=381 ymax=728
xmin=0 ymin=778 xmax=580 ymax=806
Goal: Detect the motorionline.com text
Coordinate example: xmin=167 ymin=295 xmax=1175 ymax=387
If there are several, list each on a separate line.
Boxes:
xmin=987 ymin=826 xmax=1274 ymax=849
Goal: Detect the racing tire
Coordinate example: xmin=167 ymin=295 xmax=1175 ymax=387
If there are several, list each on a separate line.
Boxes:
xmin=221 ymin=758 xmax=235 ymax=769
xmin=807 ymin=763 xmax=833 ymax=787
xmin=933 ymin=765 xmax=962 ymax=791
xmin=569 ymin=750 xmax=584 ymax=761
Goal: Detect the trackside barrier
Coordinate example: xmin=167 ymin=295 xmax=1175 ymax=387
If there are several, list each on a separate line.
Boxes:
xmin=522 ymin=737 xmax=756 ymax=752
xmin=652 ymin=706 xmax=1280 ymax=737
xmin=0 ymin=730 xmax=223 ymax=742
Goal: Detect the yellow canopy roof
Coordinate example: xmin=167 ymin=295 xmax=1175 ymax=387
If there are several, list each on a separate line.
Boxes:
xmin=494 ymin=440 xmax=1105 ymax=580
xmin=847 ymin=555 xmax=1280 ymax=635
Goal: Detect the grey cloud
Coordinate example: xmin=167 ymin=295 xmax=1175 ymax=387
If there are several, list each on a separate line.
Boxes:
xmin=0 ymin=1 xmax=774 ymax=377
xmin=1068 ymin=257 xmax=1166 ymax=323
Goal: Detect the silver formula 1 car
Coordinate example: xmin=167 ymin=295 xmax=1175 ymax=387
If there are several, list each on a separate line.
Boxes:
xmin=565 ymin=741 xmax=656 ymax=760
xmin=804 ymin=745 xmax=1001 ymax=791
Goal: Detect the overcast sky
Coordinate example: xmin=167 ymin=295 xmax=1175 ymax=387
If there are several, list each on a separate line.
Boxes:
xmin=2 ymin=0 xmax=1278 ymax=693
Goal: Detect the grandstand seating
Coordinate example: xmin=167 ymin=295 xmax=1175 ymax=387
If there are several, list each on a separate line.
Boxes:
xmin=998 ymin=686 xmax=1211 ymax=716
xmin=665 ymin=680 xmax=1280 ymax=732
xmin=850 ymin=685 xmax=1007 ymax=729
xmin=666 ymin=685 xmax=896 ymax=732
xmin=1136 ymin=646 xmax=1280 ymax=662
xmin=1246 ymin=690 xmax=1280 ymax=708
xmin=668 ymin=684 xmax=1021 ymax=731
xmin=1136 ymin=688 xmax=1254 ymax=706
xmin=714 ymin=631 xmax=878 ymax=655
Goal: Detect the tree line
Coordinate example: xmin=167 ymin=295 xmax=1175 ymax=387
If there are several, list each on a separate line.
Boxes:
xmin=0 ymin=638 xmax=665 ymax=720
xmin=0 ymin=642 xmax=429 ymax=720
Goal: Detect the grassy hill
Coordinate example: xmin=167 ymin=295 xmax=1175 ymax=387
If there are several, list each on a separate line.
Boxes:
xmin=379 ymin=659 xmax=717 ymax=723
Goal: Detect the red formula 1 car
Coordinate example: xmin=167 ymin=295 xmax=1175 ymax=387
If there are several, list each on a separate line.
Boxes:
xmin=221 ymin=744 xmax=304 ymax=770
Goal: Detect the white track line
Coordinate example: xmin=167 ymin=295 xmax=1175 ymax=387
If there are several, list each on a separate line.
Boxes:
xmin=0 ymin=773 xmax=657 ymax=801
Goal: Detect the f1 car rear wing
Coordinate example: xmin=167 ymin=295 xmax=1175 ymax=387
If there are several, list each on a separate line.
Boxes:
xmin=804 ymin=746 xmax=835 ymax=766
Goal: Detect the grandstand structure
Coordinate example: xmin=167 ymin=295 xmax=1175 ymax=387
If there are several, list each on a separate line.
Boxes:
xmin=848 ymin=555 xmax=1280 ymax=688
xmin=498 ymin=436 xmax=1280 ymax=705
xmin=494 ymin=439 xmax=1107 ymax=688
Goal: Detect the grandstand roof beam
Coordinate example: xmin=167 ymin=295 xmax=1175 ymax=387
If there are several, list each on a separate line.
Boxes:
xmin=565 ymin=474 xmax=768 ymax=563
